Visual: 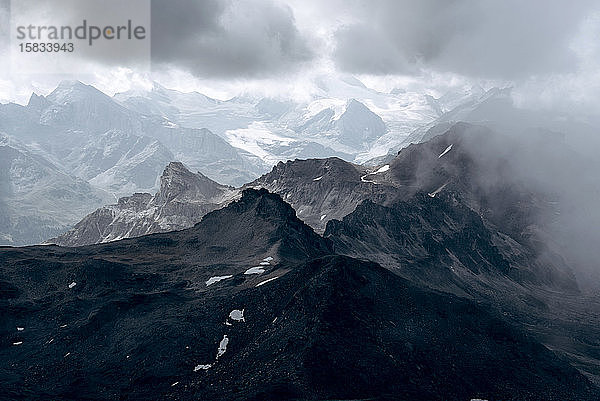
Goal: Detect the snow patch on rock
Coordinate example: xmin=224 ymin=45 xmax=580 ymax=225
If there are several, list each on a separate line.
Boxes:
xmin=216 ymin=335 xmax=229 ymax=359
xmin=438 ymin=144 xmax=453 ymax=158
xmin=244 ymin=266 xmax=265 ymax=275
xmin=256 ymin=276 xmax=279 ymax=287
xmin=229 ymin=309 xmax=245 ymax=322
xmin=428 ymin=182 xmax=449 ymax=198
xmin=375 ymin=164 xmax=389 ymax=173
xmin=206 ymin=275 xmax=233 ymax=286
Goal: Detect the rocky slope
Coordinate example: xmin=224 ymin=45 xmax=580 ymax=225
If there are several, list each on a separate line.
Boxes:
xmin=2 ymin=189 xmax=598 ymax=400
xmin=325 ymin=192 xmax=577 ymax=294
xmin=49 ymin=162 xmax=237 ymax=246
xmin=247 ymin=157 xmax=396 ymax=232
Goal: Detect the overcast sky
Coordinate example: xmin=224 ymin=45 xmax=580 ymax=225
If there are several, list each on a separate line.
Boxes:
xmin=0 ymin=0 xmax=599 ymax=113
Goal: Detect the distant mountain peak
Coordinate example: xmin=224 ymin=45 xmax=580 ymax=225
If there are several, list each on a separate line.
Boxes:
xmin=268 ymin=156 xmax=360 ymax=182
xmin=162 ymin=161 xmax=189 ymax=174
xmin=335 ymin=98 xmax=387 ymax=147
xmin=345 ymin=98 xmax=368 ymax=110
xmin=47 ymin=80 xmax=110 ymax=104
xmin=340 ymin=75 xmax=367 ymax=88
xmin=338 ymin=98 xmax=382 ymax=123
xmin=187 ymin=187 xmax=332 ymax=262
xmin=159 ymin=161 xmax=218 ymax=188
xmin=52 ymin=80 xmax=99 ymax=94
xmin=26 ymin=92 xmax=49 ymax=111
xmin=155 ymin=161 xmax=231 ymax=205
xmin=158 ymin=161 xmax=198 ymax=191
xmin=55 ymin=79 xmax=86 ymax=89
xmin=230 ymin=188 xmax=296 ymax=219
xmin=151 ymin=81 xmax=169 ymax=93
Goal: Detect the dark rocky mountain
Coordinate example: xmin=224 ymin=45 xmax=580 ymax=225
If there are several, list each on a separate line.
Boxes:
xmin=383 ymin=123 xmax=588 ymax=284
xmin=49 ymin=162 xmax=237 ymax=246
xmin=324 ymin=192 xmax=578 ymax=294
xmin=382 ymin=123 xmax=555 ymax=236
xmin=250 ymin=123 xmax=560 ymax=241
xmin=49 ymin=122 xmax=583 ymax=302
xmin=53 ymin=122 xmax=579 ymax=267
xmin=2 ymin=189 xmax=598 ymax=400
xmin=247 ymin=157 xmax=396 ymax=232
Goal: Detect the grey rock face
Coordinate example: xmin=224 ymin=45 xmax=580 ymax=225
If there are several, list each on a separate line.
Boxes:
xmin=247 ymin=157 xmax=397 ymax=232
xmin=49 ymin=162 xmax=237 ymax=246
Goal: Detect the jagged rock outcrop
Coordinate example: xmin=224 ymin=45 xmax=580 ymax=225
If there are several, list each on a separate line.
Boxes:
xmin=49 ymin=162 xmax=236 ymax=246
xmin=247 ymin=157 xmax=396 ymax=232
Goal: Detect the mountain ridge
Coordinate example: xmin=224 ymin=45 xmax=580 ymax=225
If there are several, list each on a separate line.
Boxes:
xmin=49 ymin=162 xmax=237 ymax=246
xmin=2 ymin=187 xmax=598 ymax=400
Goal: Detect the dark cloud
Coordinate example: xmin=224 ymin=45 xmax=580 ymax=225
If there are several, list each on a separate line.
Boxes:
xmin=333 ymin=0 xmax=598 ymax=79
xmin=1 ymin=0 xmax=313 ymax=78
xmin=151 ymin=0 xmax=314 ymax=78
xmin=2 ymin=0 xmax=598 ymax=85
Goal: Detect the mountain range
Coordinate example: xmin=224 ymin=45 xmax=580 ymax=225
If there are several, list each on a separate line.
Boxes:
xmin=0 ymin=78 xmax=499 ymax=246
xmin=2 ymin=84 xmax=600 ymax=399
xmin=56 ymin=122 xmax=571 ymax=253
xmin=0 ymin=134 xmax=112 ymax=245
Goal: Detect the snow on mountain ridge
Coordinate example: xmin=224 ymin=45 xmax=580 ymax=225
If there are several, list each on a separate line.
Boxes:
xmin=112 ymin=75 xmax=482 ymax=165
xmin=2 ymin=78 xmax=499 ymax=245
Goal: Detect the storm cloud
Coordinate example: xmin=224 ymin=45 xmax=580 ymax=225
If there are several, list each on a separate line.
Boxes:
xmin=150 ymin=0 xmax=314 ymax=78
xmin=2 ymin=0 xmax=599 ymax=81
xmin=1 ymin=0 xmax=600 ymax=110
xmin=332 ymin=0 xmax=598 ymax=79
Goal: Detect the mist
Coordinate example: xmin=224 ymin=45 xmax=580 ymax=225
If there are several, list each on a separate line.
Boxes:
xmin=452 ymin=101 xmax=600 ymax=291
